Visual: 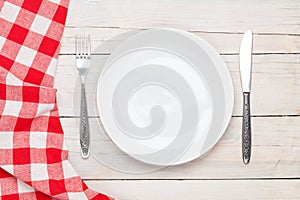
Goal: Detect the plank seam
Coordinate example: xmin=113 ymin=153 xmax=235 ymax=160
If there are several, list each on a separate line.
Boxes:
xmin=59 ymin=115 xmax=300 ymax=118
xmin=58 ymin=53 xmax=300 ymax=56
xmin=83 ymin=178 xmax=300 ymax=181
xmin=64 ymin=27 xmax=300 ymax=36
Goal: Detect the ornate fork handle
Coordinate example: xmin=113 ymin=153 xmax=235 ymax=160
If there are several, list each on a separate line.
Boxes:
xmin=80 ymin=83 xmax=90 ymax=158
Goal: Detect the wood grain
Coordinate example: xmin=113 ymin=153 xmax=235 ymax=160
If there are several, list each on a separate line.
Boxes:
xmin=55 ymin=54 xmax=300 ymax=116
xmin=57 ymin=0 xmax=300 ymax=199
xmin=61 ymin=28 xmax=300 ymax=54
xmin=85 ymin=180 xmax=300 ymax=200
xmin=66 ymin=0 xmax=300 ymax=34
xmin=62 ymin=117 xmax=300 ymax=179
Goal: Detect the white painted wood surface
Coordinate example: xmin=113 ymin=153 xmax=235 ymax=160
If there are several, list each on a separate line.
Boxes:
xmin=55 ymin=0 xmax=300 ymax=199
xmin=86 ymin=180 xmax=300 ymax=200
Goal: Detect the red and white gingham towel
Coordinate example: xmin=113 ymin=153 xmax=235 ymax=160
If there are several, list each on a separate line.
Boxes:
xmin=0 ymin=0 xmax=113 ymax=199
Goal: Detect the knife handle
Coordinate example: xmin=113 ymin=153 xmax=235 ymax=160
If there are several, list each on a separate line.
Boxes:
xmin=242 ymin=92 xmax=251 ymax=164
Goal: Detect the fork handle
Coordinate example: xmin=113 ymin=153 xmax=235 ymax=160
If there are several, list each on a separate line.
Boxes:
xmin=242 ymin=92 xmax=251 ymax=164
xmin=80 ymin=83 xmax=90 ymax=158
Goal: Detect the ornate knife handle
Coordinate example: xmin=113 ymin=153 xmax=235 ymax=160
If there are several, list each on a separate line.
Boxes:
xmin=80 ymin=83 xmax=90 ymax=158
xmin=242 ymin=92 xmax=251 ymax=164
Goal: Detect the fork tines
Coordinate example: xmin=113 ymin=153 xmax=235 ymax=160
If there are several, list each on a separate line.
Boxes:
xmin=75 ymin=34 xmax=91 ymax=59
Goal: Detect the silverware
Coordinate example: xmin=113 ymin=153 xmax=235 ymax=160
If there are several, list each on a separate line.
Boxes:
xmin=75 ymin=34 xmax=91 ymax=158
xmin=239 ymin=30 xmax=253 ymax=164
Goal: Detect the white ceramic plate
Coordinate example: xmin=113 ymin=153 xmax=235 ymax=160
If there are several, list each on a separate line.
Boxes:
xmin=96 ymin=29 xmax=234 ymax=166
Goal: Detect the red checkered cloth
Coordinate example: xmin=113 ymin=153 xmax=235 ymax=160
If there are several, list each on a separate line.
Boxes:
xmin=0 ymin=0 xmax=114 ymax=199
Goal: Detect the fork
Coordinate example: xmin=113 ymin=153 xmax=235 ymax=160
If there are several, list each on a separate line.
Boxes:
xmin=75 ymin=34 xmax=91 ymax=158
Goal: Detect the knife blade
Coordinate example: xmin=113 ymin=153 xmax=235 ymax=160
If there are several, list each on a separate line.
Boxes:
xmin=239 ymin=30 xmax=253 ymax=164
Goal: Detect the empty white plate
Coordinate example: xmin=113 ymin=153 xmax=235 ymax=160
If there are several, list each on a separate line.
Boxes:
xmin=96 ymin=29 xmax=234 ymax=166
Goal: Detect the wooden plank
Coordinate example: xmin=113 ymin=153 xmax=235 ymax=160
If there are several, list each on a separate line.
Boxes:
xmin=58 ymin=1 xmax=300 ymax=199
xmin=85 ymin=180 xmax=300 ymax=200
xmin=54 ymin=54 xmax=300 ymax=116
xmin=61 ymin=28 xmax=300 ymax=54
xmin=62 ymin=117 xmax=300 ymax=179
xmin=66 ymin=0 xmax=300 ymax=34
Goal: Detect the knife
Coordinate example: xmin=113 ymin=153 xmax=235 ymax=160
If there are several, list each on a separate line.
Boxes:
xmin=239 ymin=30 xmax=253 ymax=164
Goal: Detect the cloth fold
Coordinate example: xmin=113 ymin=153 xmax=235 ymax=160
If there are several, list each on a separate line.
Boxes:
xmin=0 ymin=0 xmax=113 ymax=199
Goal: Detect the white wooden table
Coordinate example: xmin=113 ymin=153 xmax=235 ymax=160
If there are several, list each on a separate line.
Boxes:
xmin=55 ymin=0 xmax=300 ymax=199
